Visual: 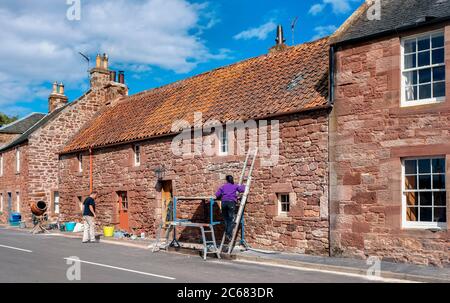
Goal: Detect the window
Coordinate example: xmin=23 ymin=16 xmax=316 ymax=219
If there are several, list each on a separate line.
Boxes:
xmin=119 ymin=191 xmax=128 ymax=211
xmin=16 ymin=148 xmax=20 ymax=173
xmin=403 ymin=157 xmax=447 ymax=229
xmin=402 ymin=31 xmax=445 ymax=106
xmin=134 ymin=145 xmax=141 ymax=166
xmin=16 ymin=192 xmax=20 ymax=213
xmin=78 ymin=153 xmax=83 ymax=172
xmin=0 ymin=193 xmax=3 ymax=212
xmin=218 ymin=127 xmax=228 ymax=155
xmin=53 ymin=192 xmax=60 ymax=214
xmin=0 ymin=153 xmax=3 ymax=176
xmin=278 ymin=194 xmax=290 ymax=215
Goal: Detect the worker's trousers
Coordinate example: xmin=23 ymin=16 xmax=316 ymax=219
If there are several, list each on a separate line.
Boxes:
xmin=221 ymin=201 xmax=236 ymax=238
xmin=82 ymin=216 xmax=96 ymax=242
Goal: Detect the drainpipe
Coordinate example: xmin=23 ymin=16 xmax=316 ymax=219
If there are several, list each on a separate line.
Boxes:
xmin=89 ymin=147 xmax=93 ymax=194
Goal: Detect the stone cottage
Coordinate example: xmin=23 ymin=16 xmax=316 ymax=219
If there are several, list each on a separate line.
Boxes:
xmin=58 ymin=37 xmax=331 ymax=255
xmin=329 ymin=0 xmax=449 ymax=266
xmin=0 ymin=55 xmax=127 ymax=224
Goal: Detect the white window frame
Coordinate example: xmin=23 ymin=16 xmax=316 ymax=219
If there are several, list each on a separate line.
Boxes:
xmin=278 ymin=193 xmax=290 ymax=216
xmin=401 ymin=30 xmax=446 ymax=107
xmin=78 ymin=153 xmax=83 ymax=172
xmin=0 ymin=153 xmax=3 ymax=176
xmin=0 ymin=193 xmax=3 ymax=212
xmin=218 ymin=127 xmax=228 ymax=156
xmin=54 ymin=191 xmax=60 ymax=214
xmin=16 ymin=191 xmax=20 ymax=213
xmin=16 ymin=147 xmax=20 ymax=173
xmin=134 ymin=145 xmax=141 ymax=166
xmin=401 ymin=156 xmax=447 ymax=230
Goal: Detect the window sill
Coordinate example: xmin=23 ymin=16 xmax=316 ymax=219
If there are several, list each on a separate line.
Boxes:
xmin=400 ymin=97 xmax=445 ymax=108
xmin=274 ymin=215 xmax=292 ymax=222
xmin=402 ymin=223 xmax=447 ymax=231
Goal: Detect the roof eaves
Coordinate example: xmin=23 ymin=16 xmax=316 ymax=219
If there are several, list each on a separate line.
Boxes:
xmin=331 ymin=11 xmax=450 ymax=47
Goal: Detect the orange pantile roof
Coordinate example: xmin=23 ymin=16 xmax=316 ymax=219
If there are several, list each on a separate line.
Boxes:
xmin=62 ymin=37 xmax=329 ymax=153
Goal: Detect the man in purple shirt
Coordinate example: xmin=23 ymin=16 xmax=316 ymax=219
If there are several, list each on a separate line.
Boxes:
xmin=215 ymin=175 xmax=246 ymax=240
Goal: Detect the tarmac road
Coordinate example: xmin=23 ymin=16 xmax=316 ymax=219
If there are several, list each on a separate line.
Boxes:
xmin=0 ymin=227 xmax=389 ymax=283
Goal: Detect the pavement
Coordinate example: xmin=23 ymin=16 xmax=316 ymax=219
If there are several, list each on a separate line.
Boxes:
xmin=0 ymin=225 xmax=447 ymax=283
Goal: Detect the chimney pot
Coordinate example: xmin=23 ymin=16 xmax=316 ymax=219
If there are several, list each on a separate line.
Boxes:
xmin=110 ymin=71 xmax=117 ymax=82
xmin=275 ymin=25 xmax=286 ymax=46
xmin=118 ymin=71 xmax=125 ymax=84
xmin=59 ymin=82 xmax=65 ymax=95
xmin=102 ymin=53 xmax=109 ymax=70
xmin=96 ymin=54 xmax=101 ymax=68
xmin=52 ymin=81 xmax=58 ymax=94
xmin=269 ymin=25 xmax=289 ymax=53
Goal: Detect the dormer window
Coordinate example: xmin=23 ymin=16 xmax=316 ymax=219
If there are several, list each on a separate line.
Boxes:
xmin=401 ymin=31 xmax=445 ymax=106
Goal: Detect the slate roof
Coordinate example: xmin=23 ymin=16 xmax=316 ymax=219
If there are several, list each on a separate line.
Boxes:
xmin=331 ymin=0 xmax=450 ymax=45
xmin=61 ymin=38 xmax=330 ymax=154
xmin=0 ymin=112 xmax=46 ymax=134
xmin=0 ymin=107 xmax=66 ymax=152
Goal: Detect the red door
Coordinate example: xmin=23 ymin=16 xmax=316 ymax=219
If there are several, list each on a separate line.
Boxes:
xmin=118 ymin=192 xmax=129 ymax=231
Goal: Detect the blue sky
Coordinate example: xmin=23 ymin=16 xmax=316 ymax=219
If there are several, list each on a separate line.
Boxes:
xmin=0 ymin=0 xmax=363 ymax=117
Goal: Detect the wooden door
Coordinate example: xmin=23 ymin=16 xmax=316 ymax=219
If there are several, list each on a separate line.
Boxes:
xmin=161 ymin=181 xmax=173 ymax=223
xmin=118 ymin=192 xmax=129 ymax=231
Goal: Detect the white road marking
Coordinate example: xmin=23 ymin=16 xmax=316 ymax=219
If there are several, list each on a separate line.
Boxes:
xmin=233 ymin=259 xmax=420 ymax=283
xmin=0 ymin=244 xmax=33 ymax=253
xmin=63 ymin=257 xmax=176 ymax=280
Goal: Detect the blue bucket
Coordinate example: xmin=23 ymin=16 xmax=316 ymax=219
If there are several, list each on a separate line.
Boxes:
xmin=65 ymin=222 xmax=76 ymax=232
xmin=9 ymin=212 xmax=21 ymax=226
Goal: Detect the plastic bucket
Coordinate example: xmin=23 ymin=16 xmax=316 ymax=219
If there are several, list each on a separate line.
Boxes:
xmin=65 ymin=222 xmax=76 ymax=232
xmin=103 ymin=226 xmax=114 ymax=237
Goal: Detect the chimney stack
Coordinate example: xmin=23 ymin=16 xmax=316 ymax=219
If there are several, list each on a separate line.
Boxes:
xmin=269 ymin=25 xmax=289 ymax=53
xmin=90 ymin=52 xmax=111 ymax=90
xmin=48 ymin=81 xmax=68 ymax=112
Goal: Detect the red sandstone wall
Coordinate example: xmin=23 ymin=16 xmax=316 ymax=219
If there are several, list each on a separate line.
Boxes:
xmin=330 ymin=25 xmax=450 ymax=266
xmin=26 ymin=84 xmax=127 ymax=222
xmin=0 ymin=76 xmax=126 ymax=224
xmin=60 ymin=110 xmax=330 ymax=255
xmin=0 ymin=143 xmax=29 ymax=223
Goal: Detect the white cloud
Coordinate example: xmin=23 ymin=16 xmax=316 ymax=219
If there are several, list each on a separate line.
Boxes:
xmin=309 ymin=0 xmax=361 ymax=15
xmin=312 ymin=25 xmax=338 ymax=40
xmin=233 ymin=21 xmax=277 ymax=41
xmin=309 ymin=4 xmax=325 ymax=15
xmin=0 ymin=0 xmax=225 ymax=116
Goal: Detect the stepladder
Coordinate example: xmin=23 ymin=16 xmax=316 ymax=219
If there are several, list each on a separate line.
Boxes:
xmin=219 ymin=147 xmax=258 ymax=255
xmin=152 ymin=221 xmax=221 ymax=260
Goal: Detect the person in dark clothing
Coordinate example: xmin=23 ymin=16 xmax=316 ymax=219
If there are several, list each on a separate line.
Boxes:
xmin=215 ymin=175 xmax=245 ymax=240
xmin=82 ymin=192 xmax=97 ymax=243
